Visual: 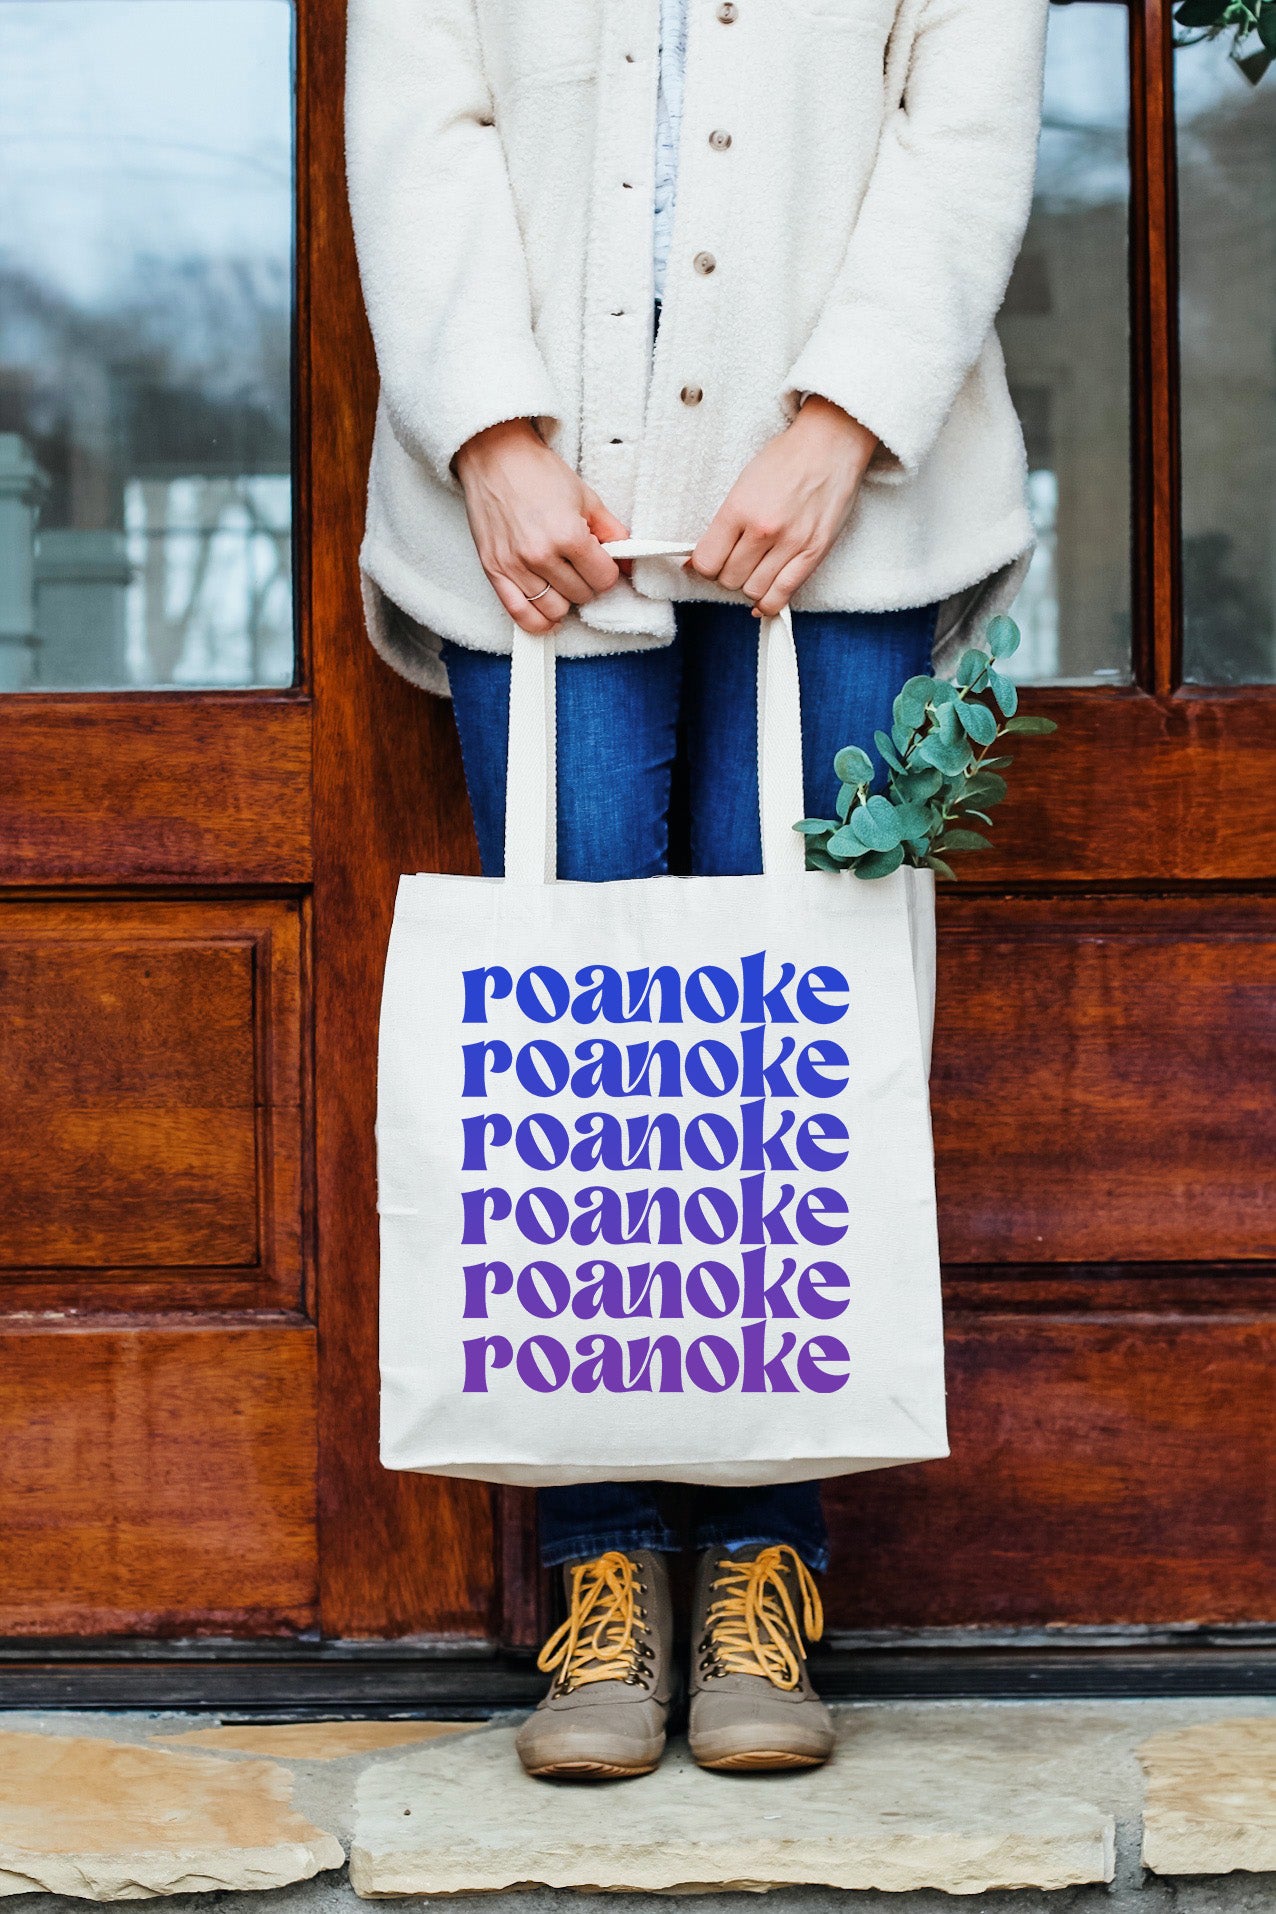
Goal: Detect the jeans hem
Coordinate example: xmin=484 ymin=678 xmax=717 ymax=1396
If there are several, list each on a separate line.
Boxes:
xmin=540 ymin=1526 xmax=681 ymax=1569
xmin=694 ymin=1529 xmax=830 ymax=1575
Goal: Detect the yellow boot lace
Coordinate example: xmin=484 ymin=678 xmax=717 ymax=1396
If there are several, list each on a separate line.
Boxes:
xmin=699 ymin=1545 xmax=824 ymax=1691
xmin=537 ymin=1550 xmax=654 ymax=1695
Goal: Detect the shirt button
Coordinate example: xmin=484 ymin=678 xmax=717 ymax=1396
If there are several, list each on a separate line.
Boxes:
xmin=680 ymin=384 xmax=704 ymax=406
xmin=709 ymin=129 xmax=733 ymax=151
xmin=717 ymin=2 xmax=738 ymax=19
xmin=693 ymin=251 xmax=717 ymax=275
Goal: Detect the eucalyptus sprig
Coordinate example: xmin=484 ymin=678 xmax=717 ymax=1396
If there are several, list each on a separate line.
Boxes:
xmin=1173 ymin=0 xmax=1276 ymax=82
xmin=795 ymin=615 xmax=1057 ymax=881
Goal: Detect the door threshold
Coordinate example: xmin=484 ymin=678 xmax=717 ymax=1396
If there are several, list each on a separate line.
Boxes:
xmin=0 ymin=1628 xmax=1273 ymax=1714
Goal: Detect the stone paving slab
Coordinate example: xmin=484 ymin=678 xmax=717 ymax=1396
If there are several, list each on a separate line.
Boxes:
xmin=152 ymin=1723 xmax=474 ymax=1763
xmin=1140 ymin=1718 xmax=1276 ymax=1877
xmin=350 ymin=1711 xmax=1119 ymax=1897
xmin=0 ymin=1730 xmax=343 ymax=1901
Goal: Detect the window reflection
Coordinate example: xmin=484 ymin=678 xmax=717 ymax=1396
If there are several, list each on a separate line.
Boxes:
xmin=0 ymin=0 xmax=293 ymax=691
xmin=1001 ymin=0 xmax=1132 ymax=684
xmin=1177 ymin=40 xmax=1276 ymax=684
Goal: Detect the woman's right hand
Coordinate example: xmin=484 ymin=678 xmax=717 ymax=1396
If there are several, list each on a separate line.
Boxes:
xmin=454 ymin=419 xmax=627 ymax=635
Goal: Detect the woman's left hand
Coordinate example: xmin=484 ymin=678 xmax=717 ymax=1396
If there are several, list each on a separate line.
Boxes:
xmin=688 ymin=396 xmax=879 ymax=617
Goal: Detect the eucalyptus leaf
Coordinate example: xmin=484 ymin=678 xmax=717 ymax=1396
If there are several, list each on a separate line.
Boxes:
xmin=849 ymin=794 xmax=905 ymax=851
xmin=836 ymin=783 xmax=855 ymax=821
xmin=794 ymin=818 xmax=836 ymax=834
xmin=925 ymin=853 xmax=958 ymax=882
xmin=896 ymin=765 xmax=944 ymax=802
xmin=989 ymin=669 xmax=1019 ymax=717
xmin=1001 ymin=713 xmax=1057 ymax=735
xmin=874 ymin=729 xmax=906 ymax=773
xmin=826 ymin=825 xmax=863 ymax=858
xmin=926 ymin=677 xmax=955 ymax=706
xmin=956 ymin=699 xmax=999 ymax=744
xmin=853 ymin=845 xmax=905 ymax=880
xmin=957 ymin=649 xmax=990 ymax=687
xmin=833 ymin=744 xmax=874 ymax=786
xmin=915 ymin=732 xmax=973 ymax=776
xmin=805 ymin=846 xmax=842 ymax=872
xmin=981 ymin=754 xmax=1014 ymax=771
xmin=963 ymin=770 xmax=1009 ymax=807
xmin=895 ymin=675 xmax=935 ymax=728
xmin=889 ymin=801 xmax=933 ymax=840
xmin=986 ymin=614 xmax=1021 ymax=659
xmin=936 ymin=829 xmax=991 ymax=854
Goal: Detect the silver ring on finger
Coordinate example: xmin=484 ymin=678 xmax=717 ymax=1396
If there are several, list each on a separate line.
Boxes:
xmin=525 ymin=580 xmax=553 ymax=603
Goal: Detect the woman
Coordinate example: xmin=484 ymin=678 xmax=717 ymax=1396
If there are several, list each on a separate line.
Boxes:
xmin=346 ymin=0 xmax=1047 ymax=1780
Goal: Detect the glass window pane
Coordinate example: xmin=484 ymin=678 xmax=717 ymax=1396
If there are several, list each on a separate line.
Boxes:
xmin=1001 ymin=0 xmax=1132 ymax=685
xmin=1176 ymin=39 xmax=1276 ymax=684
xmin=0 ymin=0 xmax=293 ymax=691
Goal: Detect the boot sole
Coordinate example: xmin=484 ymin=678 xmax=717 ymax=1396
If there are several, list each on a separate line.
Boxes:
xmin=695 ymin=1749 xmax=829 ymax=1773
xmin=523 ymin=1757 xmax=659 ymax=1780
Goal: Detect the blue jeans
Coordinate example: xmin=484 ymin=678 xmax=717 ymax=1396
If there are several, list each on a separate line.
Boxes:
xmin=440 ymin=596 xmax=937 ymax=1569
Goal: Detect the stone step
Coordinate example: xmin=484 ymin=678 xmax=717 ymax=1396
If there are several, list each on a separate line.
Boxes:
xmin=0 ymin=1701 xmax=1271 ymax=1908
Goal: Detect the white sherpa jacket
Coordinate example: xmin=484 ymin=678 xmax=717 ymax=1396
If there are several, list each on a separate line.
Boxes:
xmin=345 ymin=0 xmax=1048 ymax=697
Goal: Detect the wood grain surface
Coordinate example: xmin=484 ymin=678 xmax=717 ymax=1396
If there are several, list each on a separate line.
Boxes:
xmin=304 ymin=0 xmax=493 ymax=1640
xmin=0 ymin=696 xmax=311 ymax=886
xmin=932 ymin=895 xmax=1276 ymax=1265
xmin=0 ymin=1322 xmax=317 ymax=1636
xmin=0 ymin=898 xmax=303 ymax=1312
xmin=823 ymin=1313 xmax=1276 ymax=1628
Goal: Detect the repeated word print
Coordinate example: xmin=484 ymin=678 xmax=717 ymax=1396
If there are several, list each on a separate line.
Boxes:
xmin=458 ymin=953 xmax=856 ymax=1396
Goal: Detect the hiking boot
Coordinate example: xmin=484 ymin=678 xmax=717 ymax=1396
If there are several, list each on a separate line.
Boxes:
xmin=515 ymin=1548 xmax=673 ymax=1780
xmin=688 ymin=1542 xmax=835 ymax=1772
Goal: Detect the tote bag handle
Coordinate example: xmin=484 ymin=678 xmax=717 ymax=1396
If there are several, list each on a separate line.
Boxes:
xmin=503 ymin=540 xmax=807 ymax=884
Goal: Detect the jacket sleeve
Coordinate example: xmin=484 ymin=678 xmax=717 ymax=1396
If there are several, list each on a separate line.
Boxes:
xmin=783 ymin=0 xmax=1048 ymax=479
xmin=344 ymin=0 xmax=562 ymax=485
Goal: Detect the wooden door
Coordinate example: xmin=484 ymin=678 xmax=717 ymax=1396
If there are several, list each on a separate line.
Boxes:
xmin=0 ymin=0 xmax=489 ymax=1646
xmin=820 ymin=0 xmax=1276 ymax=1638
xmin=1 ymin=0 xmax=1271 ymax=1662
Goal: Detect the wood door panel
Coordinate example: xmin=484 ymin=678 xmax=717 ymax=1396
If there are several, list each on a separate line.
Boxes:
xmin=0 ymin=1322 xmax=317 ymax=1636
xmin=822 ymin=1313 xmax=1276 ymax=1630
xmin=0 ymin=696 xmax=311 ymax=886
xmin=933 ymin=895 xmax=1276 ymax=1266
xmin=0 ymin=899 xmax=303 ymax=1311
xmin=306 ymin=0 xmax=495 ymax=1641
xmin=958 ymin=690 xmax=1276 ymax=884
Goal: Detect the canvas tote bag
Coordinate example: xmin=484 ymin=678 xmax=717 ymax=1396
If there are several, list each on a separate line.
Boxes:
xmin=377 ymin=541 xmax=947 ymax=1486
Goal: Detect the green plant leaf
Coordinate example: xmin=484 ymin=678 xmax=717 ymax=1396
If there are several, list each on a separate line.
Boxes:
xmin=936 ymin=829 xmax=992 ymax=854
xmin=833 ymin=744 xmax=874 ymax=786
xmin=956 ymin=649 xmax=990 ymax=687
xmin=953 ymin=808 xmax=995 ymax=827
xmin=980 ymin=754 xmax=1014 ymax=771
xmin=836 ymin=783 xmax=855 ymax=821
xmin=805 ymin=846 xmax=843 ymax=872
xmin=895 ymin=765 xmax=944 ymax=803
xmin=963 ymin=770 xmax=1009 ymax=807
xmin=924 ymin=852 xmax=958 ymax=881
xmin=853 ymin=846 xmax=905 ymax=880
xmin=889 ymin=801 xmax=933 ymax=840
xmin=989 ymin=669 xmax=1019 ymax=717
xmin=956 ymin=699 xmax=999 ymax=744
xmin=826 ymin=824 xmax=863 ymax=858
xmin=926 ymin=677 xmax=955 ymax=706
xmin=985 ymin=614 xmax=1021 ymax=659
xmin=1259 ymin=5 xmax=1276 ymax=51
xmin=915 ymin=732 xmax=973 ymax=777
xmin=848 ymin=794 xmax=905 ymax=851
xmin=794 ymin=818 xmax=836 ymax=835
xmin=1175 ymin=0 xmax=1226 ymax=23
xmin=874 ymin=729 xmax=906 ymax=773
xmin=1001 ymin=713 xmax=1057 ymax=735
xmin=895 ymin=675 xmax=935 ymax=728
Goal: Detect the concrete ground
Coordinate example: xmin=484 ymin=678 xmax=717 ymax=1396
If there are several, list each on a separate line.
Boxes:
xmin=0 ymin=1700 xmax=1272 ymax=1910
